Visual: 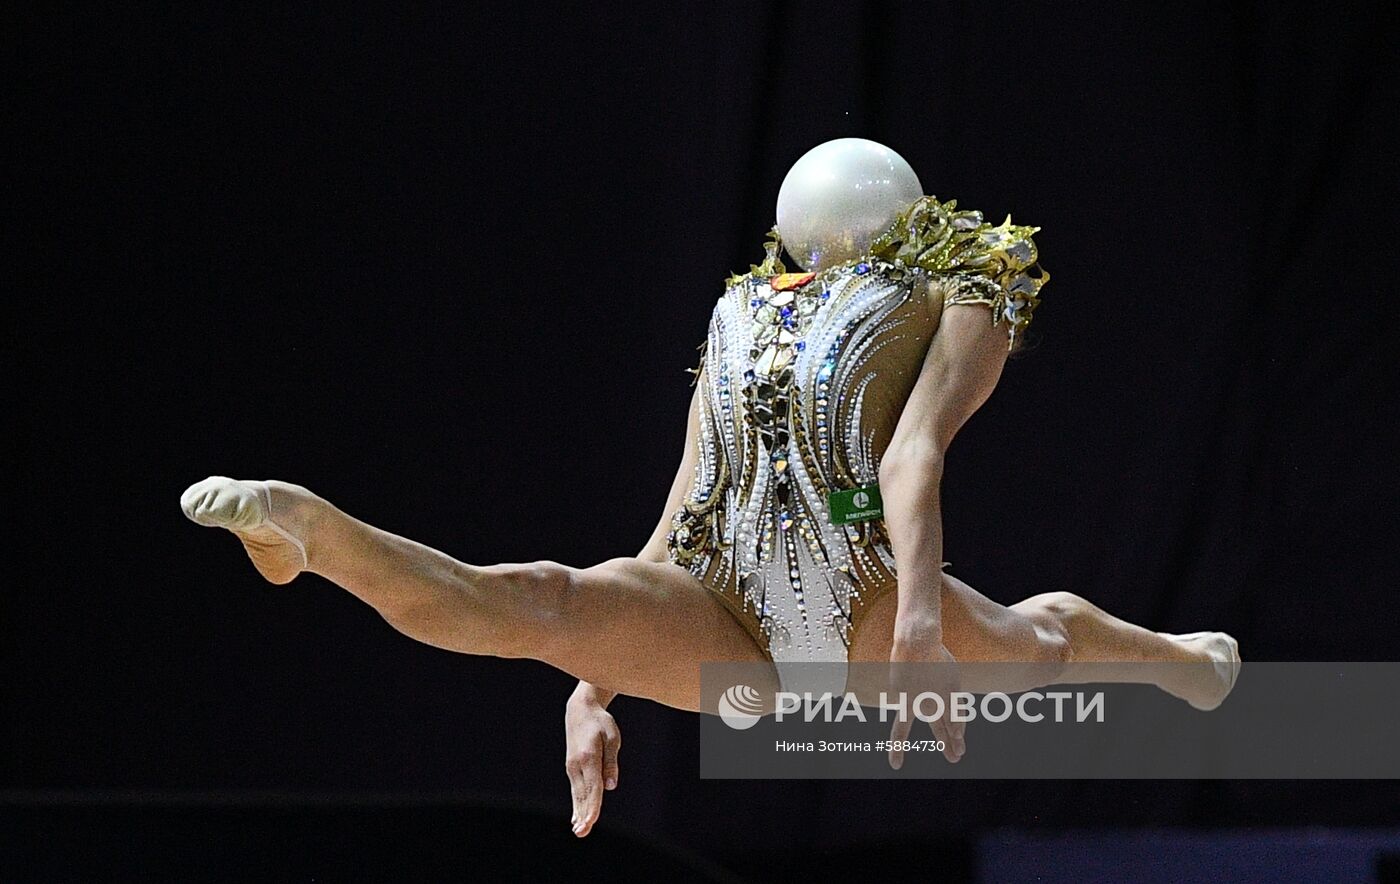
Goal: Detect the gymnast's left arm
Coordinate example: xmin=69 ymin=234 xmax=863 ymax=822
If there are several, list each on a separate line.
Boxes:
xmin=877 ymin=287 xmax=1012 ymax=765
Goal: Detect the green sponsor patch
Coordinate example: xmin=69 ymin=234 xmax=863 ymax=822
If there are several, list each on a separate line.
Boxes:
xmin=827 ymin=483 xmax=884 ymax=525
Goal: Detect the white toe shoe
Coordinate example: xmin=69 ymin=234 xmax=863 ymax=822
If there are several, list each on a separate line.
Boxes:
xmin=180 ymin=476 xmax=307 ymax=569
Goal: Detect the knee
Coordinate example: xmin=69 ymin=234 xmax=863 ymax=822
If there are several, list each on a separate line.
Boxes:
xmin=492 ymin=560 xmax=579 ymax=658
xmin=1039 ymin=621 xmax=1075 ymax=667
xmin=1025 ymin=591 xmax=1091 ymax=629
xmin=1019 ymin=591 xmax=1083 ymax=665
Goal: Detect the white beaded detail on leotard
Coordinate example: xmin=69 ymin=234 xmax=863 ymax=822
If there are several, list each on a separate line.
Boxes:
xmin=667 ymin=196 xmax=1046 ymax=691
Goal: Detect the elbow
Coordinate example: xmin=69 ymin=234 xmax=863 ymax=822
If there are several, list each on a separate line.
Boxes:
xmin=877 ymin=441 xmax=945 ymax=491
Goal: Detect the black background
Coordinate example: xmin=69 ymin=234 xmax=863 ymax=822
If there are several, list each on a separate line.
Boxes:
xmin=10 ymin=0 xmax=1400 ymax=877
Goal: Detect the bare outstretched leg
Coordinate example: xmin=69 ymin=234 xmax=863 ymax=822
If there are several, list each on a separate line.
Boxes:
xmin=180 ymin=476 xmax=777 ymax=711
xmin=1013 ymin=591 xmax=1241 ymax=710
xmin=849 ymin=572 xmax=1241 ymax=711
xmin=847 ymin=302 xmax=1241 ymax=712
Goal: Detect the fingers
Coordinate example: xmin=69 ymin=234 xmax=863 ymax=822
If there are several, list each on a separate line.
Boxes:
xmin=566 ymin=735 xmax=604 ymax=837
xmin=601 ymin=723 xmax=621 ymax=792
xmin=569 ymin=761 xmax=600 ymax=837
xmin=947 ymin=713 xmax=966 ymax=761
xmin=566 ymin=758 xmax=589 ymax=835
xmin=889 ymin=672 xmax=966 ymax=766
xmin=929 ymin=708 xmax=965 ymax=763
xmin=888 ymin=710 xmax=912 ymax=770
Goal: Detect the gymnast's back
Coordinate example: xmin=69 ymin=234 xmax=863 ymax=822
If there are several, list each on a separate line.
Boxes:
xmin=664 ymin=195 xmax=1046 ymax=669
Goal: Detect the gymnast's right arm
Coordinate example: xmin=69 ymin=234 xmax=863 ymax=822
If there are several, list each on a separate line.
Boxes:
xmin=637 ymin=375 xmax=703 ymax=564
xmin=575 ymin=377 xmax=701 ymax=708
xmin=564 ymin=378 xmax=703 ymax=836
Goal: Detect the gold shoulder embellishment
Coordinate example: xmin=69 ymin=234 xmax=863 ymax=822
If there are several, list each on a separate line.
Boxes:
xmin=727 ymin=226 xmax=789 ymax=288
xmin=685 ymin=338 xmax=708 ymax=387
xmin=871 ymin=195 xmax=1049 ymax=349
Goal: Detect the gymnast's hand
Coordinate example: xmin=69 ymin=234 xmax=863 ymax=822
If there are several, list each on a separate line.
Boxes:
xmin=564 ymin=683 xmax=621 ymax=838
xmin=887 ymin=623 xmax=966 ymax=767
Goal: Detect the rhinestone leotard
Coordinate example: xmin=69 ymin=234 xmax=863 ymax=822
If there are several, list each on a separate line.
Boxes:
xmin=665 ymin=196 xmax=1046 ymax=691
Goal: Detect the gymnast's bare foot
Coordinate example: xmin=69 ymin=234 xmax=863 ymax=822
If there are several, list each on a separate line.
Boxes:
xmin=180 ymin=477 xmax=317 ymax=585
xmin=1156 ymin=630 xmax=1242 ymax=711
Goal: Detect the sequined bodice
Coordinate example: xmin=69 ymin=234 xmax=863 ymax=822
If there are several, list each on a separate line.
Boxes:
xmin=665 ymin=195 xmax=1046 ymax=666
xmin=666 ymin=258 xmax=940 ymax=660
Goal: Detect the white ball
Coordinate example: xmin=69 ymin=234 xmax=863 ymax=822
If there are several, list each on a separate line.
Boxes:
xmin=775 ymin=138 xmax=923 ymax=272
